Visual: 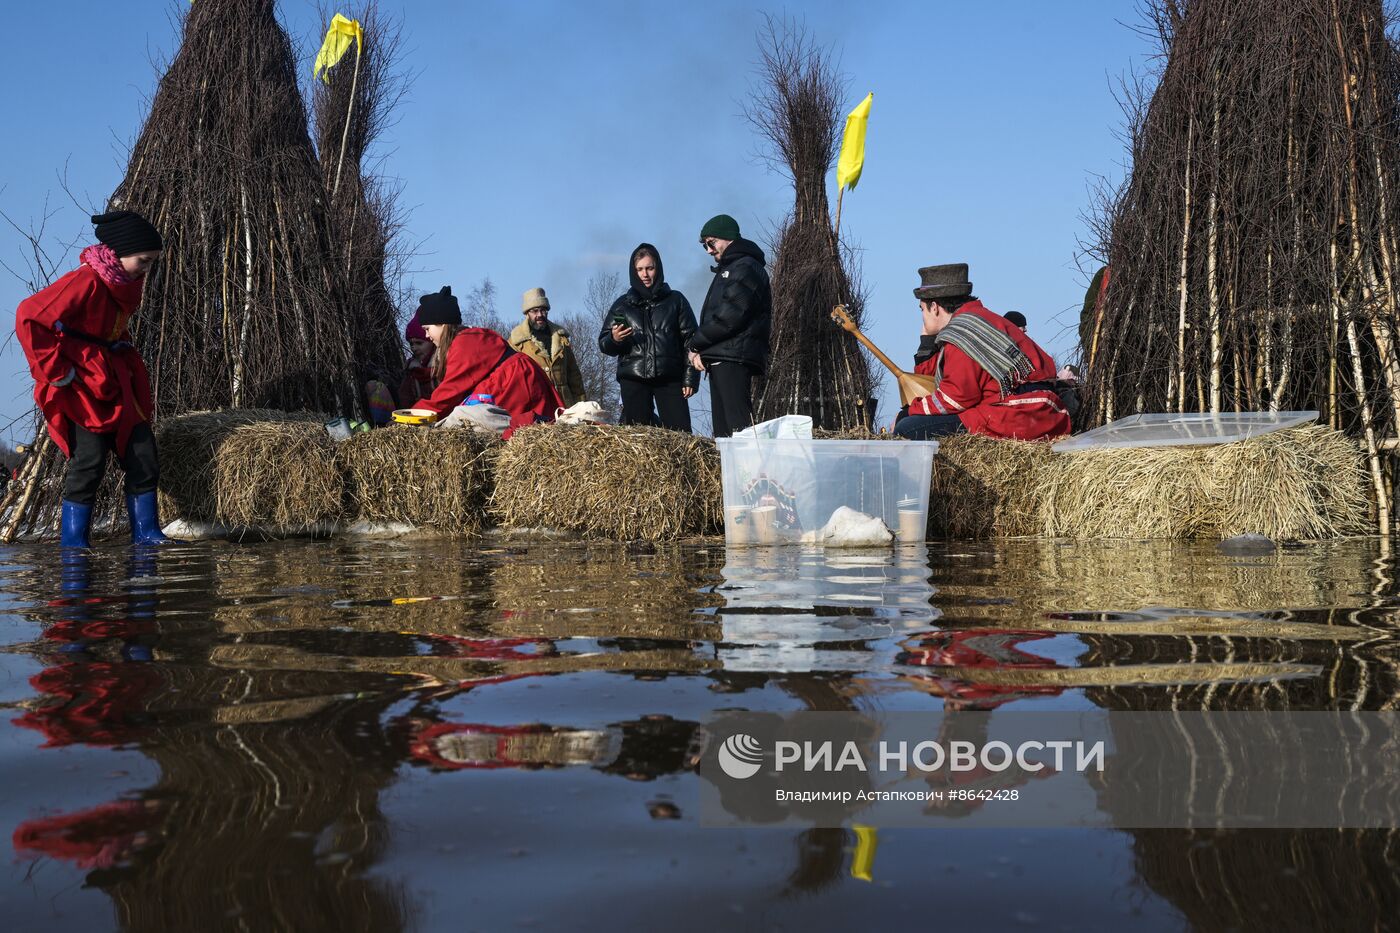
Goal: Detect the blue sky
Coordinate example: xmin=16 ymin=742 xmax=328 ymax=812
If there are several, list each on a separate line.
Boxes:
xmin=0 ymin=1 xmax=1152 ymax=438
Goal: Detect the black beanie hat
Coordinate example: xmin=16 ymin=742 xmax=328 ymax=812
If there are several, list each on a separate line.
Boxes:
xmin=416 ymin=286 xmax=462 ymax=327
xmin=91 ymin=211 xmax=163 ymax=257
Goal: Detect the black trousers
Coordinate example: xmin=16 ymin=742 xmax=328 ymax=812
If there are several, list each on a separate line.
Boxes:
xmin=619 ymin=378 xmax=692 ymax=433
xmin=893 ymin=412 xmax=967 ymax=439
xmin=64 ymin=422 xmax=160 ymax=505
xmin=707 ymin=362 xmax=755 ymax=438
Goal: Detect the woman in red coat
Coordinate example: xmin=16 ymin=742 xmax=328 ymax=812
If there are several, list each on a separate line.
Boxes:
xmin=411 ymin=286 xmax=561 ymax=439
xmin=15 ymin=211 xmax=170 ymax=547
xmin=894 ymin=263 xmax=1071 ymax=441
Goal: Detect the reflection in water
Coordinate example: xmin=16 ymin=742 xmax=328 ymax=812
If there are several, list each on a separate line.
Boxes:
xmin=3 ymin=538 xmax=1400 ymax=928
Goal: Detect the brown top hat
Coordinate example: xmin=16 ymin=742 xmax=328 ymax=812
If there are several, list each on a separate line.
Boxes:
xmin=914 ymin=263 xmax=972 ymax=300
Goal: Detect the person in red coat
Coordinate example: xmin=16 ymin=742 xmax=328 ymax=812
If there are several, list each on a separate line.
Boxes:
xmin=412 ymin=286 xmax=562 ymax=439
xmin=893 ymin=263 xmax=1071 ymax=441
xmin=15 ymin=211 xmax=171 ymax=547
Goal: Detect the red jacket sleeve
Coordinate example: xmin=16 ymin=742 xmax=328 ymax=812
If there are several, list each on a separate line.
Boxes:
xmin=15 ymin=273 xmax=93 ymax=386
xmin=417 ymin=334 xmax=500 ymax=416
xmin=909 ymin=344 xmax=988 ymax=417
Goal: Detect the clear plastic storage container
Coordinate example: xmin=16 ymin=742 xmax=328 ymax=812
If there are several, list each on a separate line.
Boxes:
xmin=717 ymin=437 xmax=938 ymax=546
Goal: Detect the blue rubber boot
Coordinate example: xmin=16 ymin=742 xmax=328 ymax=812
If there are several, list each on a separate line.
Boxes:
xmin=60 ymin=500 xmax=92 ymax=548
xmin=126 ymin=491 xmax=171 ymax=545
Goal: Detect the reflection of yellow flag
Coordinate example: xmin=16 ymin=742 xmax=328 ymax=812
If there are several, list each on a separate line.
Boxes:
xmin=850 ymin=823 xmax=878 ymax=882
xmin=836 ymin=92 xmax=874 ymax=191
xmin=314 ymin=13 xmax=363 ymax=82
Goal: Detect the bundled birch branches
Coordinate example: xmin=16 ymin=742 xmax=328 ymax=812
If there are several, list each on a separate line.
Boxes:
xmin=1082 ymin=0 xmax=1400 ymax=530
xmin=749 ymin=18 xmax=875 ymax=431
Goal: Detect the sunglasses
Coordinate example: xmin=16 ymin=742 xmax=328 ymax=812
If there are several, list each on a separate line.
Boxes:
xmin=701 ymin=238 xmax=720 ymax=251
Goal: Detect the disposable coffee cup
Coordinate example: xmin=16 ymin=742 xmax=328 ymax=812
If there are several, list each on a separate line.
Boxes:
xmin=726 ymin=506 xmax=751 ymax=545
xmin=750 ymin=505 xmax=778 ymax=544
xmin=897 ymin=498 xmax=924 ymax=542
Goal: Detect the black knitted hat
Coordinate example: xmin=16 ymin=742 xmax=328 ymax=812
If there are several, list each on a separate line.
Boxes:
xmin=416 ymin=286 xmax=462 ymax=326
xmin=92 ymin=211 xmax=163 ymax=257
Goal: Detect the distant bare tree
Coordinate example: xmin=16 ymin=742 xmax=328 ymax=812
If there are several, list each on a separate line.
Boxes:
xmin=463 ymin=277 xmax=509 ymax=336
xmin=558 ymin=270 xmax=623 ymax=417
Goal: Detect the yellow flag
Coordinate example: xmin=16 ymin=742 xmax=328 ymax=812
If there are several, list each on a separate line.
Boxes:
xmin=314 ymin=13 xmax=363 ymax=83
xmin=836 ymin=92 xmax=874 ymax=191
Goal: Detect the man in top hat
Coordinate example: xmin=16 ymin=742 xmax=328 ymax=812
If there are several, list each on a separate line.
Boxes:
xmin=894 ymin=263 xmax=1070 ymax=441
xmin=509 ymin=287 xmax=586 ymax=408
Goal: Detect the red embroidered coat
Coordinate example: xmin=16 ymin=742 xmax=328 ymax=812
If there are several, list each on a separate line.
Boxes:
xmin=417 ymin=328 xmax=562 ymax=438
xmin=16 ymin=261 xmax=153 ymax=457
xmin=910 ymin=300 xmax=1070 ymax=440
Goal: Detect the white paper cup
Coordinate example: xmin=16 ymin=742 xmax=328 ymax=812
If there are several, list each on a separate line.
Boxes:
xmin=750 ymin=506 xmax=778 ymax=544
xmin=726 ymin=506 xmax=751 ymax=545
xmin=898 ymin=508 xmax=925 ymax=543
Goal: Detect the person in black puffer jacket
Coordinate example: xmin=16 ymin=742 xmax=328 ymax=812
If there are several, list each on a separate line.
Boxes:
xmin=599 ymin=243 xmax=700 ymax=432
xmin=687 ymin=214 xmax=771 ymax=437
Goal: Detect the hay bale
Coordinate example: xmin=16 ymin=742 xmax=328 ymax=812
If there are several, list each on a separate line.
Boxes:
xmin=490 ymin=424 xmax=720 ymax=540
xmin=930 ymin=434 xmax=1055 ymax=538
xmin=157 ymin=409 xmax=341 ymax=528
xmin=336 ymin=425 xmax=499 ymax=533
xmin=1041 ymin=425 xmax=1370 ymax=540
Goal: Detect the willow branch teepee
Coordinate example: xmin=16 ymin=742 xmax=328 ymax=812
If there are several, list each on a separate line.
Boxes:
xmin=0 ymin=0 xmax=405 ymax=540
xmin=1081 ymin=0 xmax=1400 ymax=530
xmin=749 ymin=17 xmax=875 ymax=431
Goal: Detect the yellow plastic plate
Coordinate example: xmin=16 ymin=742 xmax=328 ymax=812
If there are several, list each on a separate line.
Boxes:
xmin=392 ymin=408 xmax=438 ymax=425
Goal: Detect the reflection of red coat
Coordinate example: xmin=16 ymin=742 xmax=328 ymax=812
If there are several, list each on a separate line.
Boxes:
xmin=13 ymin=800 xmax=157 ymax=869
xmin=409 ymin=722 xmax=548 ymax=770
xmin=417 ymin=329 xmax=562 ymax=439
xmin=13 ymin=662 xmax=161 ymax=747
xmin=15 ymin=254 xmax=153 ymax=457
xmin=912 ymin=301 xmax=1070 ymax=440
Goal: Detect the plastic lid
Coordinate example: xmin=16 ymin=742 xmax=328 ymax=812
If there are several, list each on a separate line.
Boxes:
xmin=1053 ymin=411 xmax=1319 ymax=452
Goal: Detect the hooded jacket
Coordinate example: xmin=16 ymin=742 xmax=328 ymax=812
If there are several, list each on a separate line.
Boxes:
xmin=598 ymin=243 xmax=700 ymax=389
xmin=688 ymin=237 xmax=771 ymax=371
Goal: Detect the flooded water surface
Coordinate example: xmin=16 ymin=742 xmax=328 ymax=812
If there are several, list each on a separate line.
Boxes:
xmin=2 ymin=537 xmax=1398 ymax=931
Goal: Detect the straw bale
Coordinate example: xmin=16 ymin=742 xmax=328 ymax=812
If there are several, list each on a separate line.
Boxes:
xmin=1040 ymin=426 xmax=1370 ymax=540
xmin=930 ymin=434 xmax=1056 ymax=538
xmin=157 ymin=409 xmax=340 ymax=528
xmin=337 ymin=425 xmax=499 ymax=533
xmin=490 ymin=424 xmax=720 ymax=540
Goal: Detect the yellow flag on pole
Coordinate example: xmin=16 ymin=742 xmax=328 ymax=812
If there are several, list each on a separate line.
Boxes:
xmin=314 ymin=13 xmax=363 ymax=83
xmin=836 ymin=92 xmax=874 ymax=191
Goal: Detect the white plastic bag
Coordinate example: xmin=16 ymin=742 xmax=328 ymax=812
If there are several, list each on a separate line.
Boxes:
xmin=731 ymin=414 xmax=813 ymax=440
xmin=437 ymin=404 xmax=512 ymax=434
xmin=555 ymin=400 xmax=609 ymax=425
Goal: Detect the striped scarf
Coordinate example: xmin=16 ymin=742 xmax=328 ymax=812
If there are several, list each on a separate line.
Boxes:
xmin=936 ymin=311 xmax=1034 ymax=399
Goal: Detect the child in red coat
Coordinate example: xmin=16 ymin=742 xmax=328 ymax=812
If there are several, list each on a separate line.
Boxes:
xmin=397 ymin=310 xmax=436 ymax=407
xmin=15 ymin=211 xmax=171 ymax=547
xmin=411 ymin=287 xmax=561 ymax=439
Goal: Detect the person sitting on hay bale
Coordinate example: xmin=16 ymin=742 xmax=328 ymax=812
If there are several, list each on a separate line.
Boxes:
xmin=412 ymin=286 xmax=562 ymax=439
xmin=15 ymin=211 xmax=173 ymax=547
xmin=398 ymin=310 xmax=436 ymax=407
xmin=894 ymin=263 xmax=1071 ymax=441
xmin=509 ymin=287 xmax=587 ymax=408
xmin=686 ymin=214 xmax=772 ymax=437
xmin=599 ymin=243 xmax=699 ymax=432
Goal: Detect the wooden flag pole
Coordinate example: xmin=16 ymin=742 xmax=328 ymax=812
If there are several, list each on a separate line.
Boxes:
xmin=331 ymin=39 xmax=363 ymax=199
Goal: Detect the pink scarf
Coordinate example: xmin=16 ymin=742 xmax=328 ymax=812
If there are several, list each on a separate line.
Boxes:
xmin=80 ymin=244 xmax=133 ymax=287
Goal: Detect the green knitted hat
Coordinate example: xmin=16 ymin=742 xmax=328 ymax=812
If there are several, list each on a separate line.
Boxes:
xmin=700 ymin=214 xmax=741 ymax=241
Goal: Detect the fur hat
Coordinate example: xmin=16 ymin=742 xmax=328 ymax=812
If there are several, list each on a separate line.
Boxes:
xmin=521 ymin=287 xmax=550 ymax=313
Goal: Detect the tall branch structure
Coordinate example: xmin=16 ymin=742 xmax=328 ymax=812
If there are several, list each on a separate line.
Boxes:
xmin=1082 ymin=0 xmax=1400 ymax=528
xmin=749 ymin=19 xmax=875 ymax=431
xmin=1 ymin=0 xmax=406 ymax=539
